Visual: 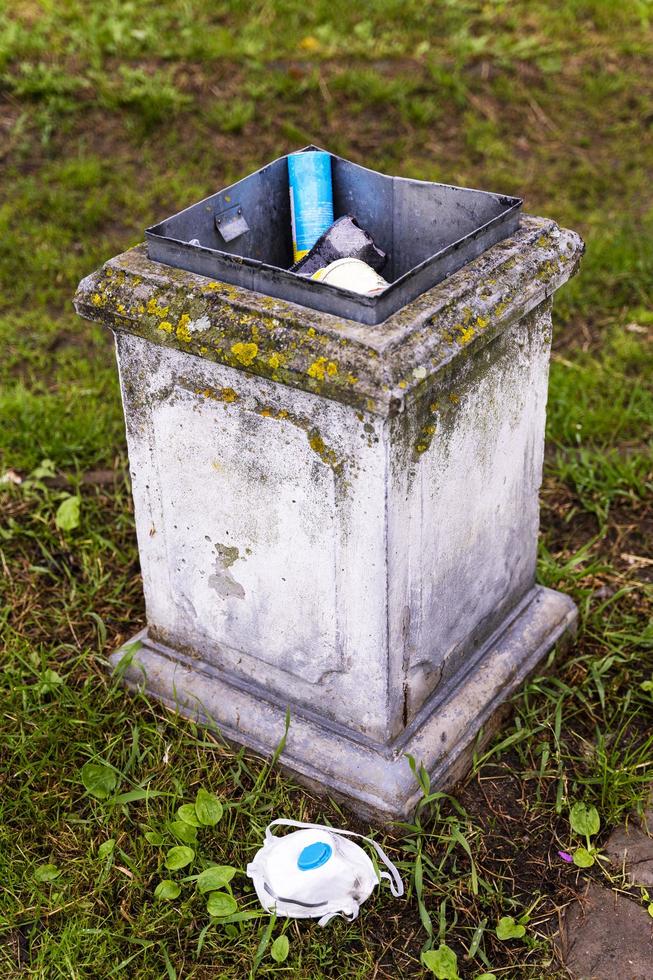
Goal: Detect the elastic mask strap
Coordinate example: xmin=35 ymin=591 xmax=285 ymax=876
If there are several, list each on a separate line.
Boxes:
xmin=264 ymin=819 xmax=404 ymax=898
xmin=318 ymin=908 xmax=357 ymax=928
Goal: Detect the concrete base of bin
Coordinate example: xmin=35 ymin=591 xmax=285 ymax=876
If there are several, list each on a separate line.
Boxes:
xmin=111 ymin=584 xmax=576 ymax=819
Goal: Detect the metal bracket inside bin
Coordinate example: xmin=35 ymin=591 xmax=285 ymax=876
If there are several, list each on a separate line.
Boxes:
xmin=215 ymin=204 xmax=249 ymax=243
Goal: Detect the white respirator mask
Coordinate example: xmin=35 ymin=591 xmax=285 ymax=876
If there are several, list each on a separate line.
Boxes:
xmin=246 ymin=819 xmax=404 ymax=927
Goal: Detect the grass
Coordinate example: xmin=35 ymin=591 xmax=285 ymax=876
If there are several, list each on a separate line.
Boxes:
xmin=1 ymin=0 xmax=652 ymax=976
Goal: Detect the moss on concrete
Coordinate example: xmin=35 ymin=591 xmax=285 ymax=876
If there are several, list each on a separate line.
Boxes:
xmin=74 ymin=216 xmax=583 ymax=418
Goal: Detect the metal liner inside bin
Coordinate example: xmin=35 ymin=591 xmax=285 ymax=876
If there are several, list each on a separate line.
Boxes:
xmin=146 ymin=145 xmax=522 ymax=326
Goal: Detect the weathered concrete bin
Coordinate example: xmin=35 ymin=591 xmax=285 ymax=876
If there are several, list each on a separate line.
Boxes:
xmin=74 ymin=150 xmax=583 ymax=818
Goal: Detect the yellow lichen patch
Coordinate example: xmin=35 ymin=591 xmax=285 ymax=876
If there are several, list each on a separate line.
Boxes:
xmin=476 ymin=316 xmax=489 ymax=330
xmin=307 ymin=430 xmax=339 ymax=469
xmin=201 ymin=282 xmax=221 ymax=292
xmin=449 ymin=393 xmax=460 ymax=404
xmin=116 ymin=302 xmax=126 ymax=314
xmin=158 ymin=320 xmax=174 ymax=334
xmin=146 ymin=297 xmax=169 ymax=317
xmin=268 ymin=352 xmax=283 ymax=370
xmin=231 ymin=341 xmax=258 ymax=366
xmin=176 ymin=322 xmax=192 ymax=343
xmin=414 ymin=421 xmax=437 ymax=457
xmin=457 ymin=326 xmax=475 ymax=345
xmin=219 ymin=387 xmax=239 ymax=403
xmin=307 ymin=357 xmax=338 ymax=381
xmin=398 ymin=381 xmax=408 ymax=390
xmin=197 ymin=386 xmax=239 ymax=404
xmin=346 ymin=373 xmax=359 ymax=385
xmin=91 ymin=293 xmax=103 ymax=306
xmin=493 ymin=299 xmax=509 ymax=317
xmin=137 ymin=304 xmax=145 ymax=314
xmin=307 ymin=327 xmax=316 ymax=337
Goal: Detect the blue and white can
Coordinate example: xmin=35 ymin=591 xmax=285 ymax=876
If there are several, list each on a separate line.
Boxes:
xmin=288 ymin=151 xmax=334 ymax=263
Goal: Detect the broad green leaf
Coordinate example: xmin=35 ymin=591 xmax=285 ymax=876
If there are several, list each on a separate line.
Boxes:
xmin=271 ymin=935 xmax=289 ymax=963
xmin=155 ymin=879 xmax=181 ymax=901
xmin=55 ymin=495 xmax=81 ymax=531
xmin=195 ymin=788 xmax=223 ymax=826
xmin=165 ymin=846 xmax=194 ymax=870
xmin=573 ymin=846 xmax=595 ymax=868
xmin=475 ymin=974 xmax=497 ymax=980
xmin=144 ymin=830 xmax=164 ymax=846
xmin=647 ymin=903 xmax=653 ymax=918
xmin=31 ymin=459 xmax=56 ymax=479
xmin=169 ymin=820 xmax=197 ymax=845
xmin=98 ymin=839 xmax=115 ymax=859
xmin=177 ymin=804 xmax=201 ymax=827
xmin=81 ymin=761 xmax=117 ymax=799
xmin=206 ymin=891 xmax=238 ymax=917
xmin=34 ymin=863 xmax=60 ymax=882
xmin=570 ymin=802 xmax=600 ymax=838
xmin=421 ymin=944 xmax=459 ymax=979
xmin=496 ymin=916 xmax=526 ymax=940
xmin=196 ymin=865 xmax=237 ymax=893
xmin=36 ymin=669 xmax=63 ymax=696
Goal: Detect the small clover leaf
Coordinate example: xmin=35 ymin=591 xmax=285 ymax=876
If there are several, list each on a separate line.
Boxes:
xmin=496 ymin=916 xmax=526 ymax=940
xmin=421 ymin=944 xmax=460 ymax=979
xmin=206 ymin=892 xmax=238 ymax=917
xmin=271 ymin=935 xmax=289 ymax=963
xmin=177 ymin=804 xmax=201 ymax=827
xmin=144 ymin=829 xmax=164 ymax=846
xmin=154 ymin=879 xmax=181 ymax=901
xmin=570 ymin=802 xmax=600 ymax=838
xmin=195 ymin=788 xmax=223 ymax=826
xmin=169 ymin=820 xmax=197 ymax=845
xmin=196 ymin=865 xmax=237 ymax=893
xmin=98 ymin=839 xmax=115 ymax=860
xmin=164 ymin=846 xmax=194 ymax=870
xmin=55 ymin=495 xmax=81 ymax=531
xmin=573 ymin=846 xmax=595 ymax=868
xmin=81 ymin=762 xmax=117 ymax=800
xmin=34 ymin=863 xmax=60 ymax=883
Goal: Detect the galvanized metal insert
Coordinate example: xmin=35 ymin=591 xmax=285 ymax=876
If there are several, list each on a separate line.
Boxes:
xmin=146 ymin=146 xmax=522 ymax=326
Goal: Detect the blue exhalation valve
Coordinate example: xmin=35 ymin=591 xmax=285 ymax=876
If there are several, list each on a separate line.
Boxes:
xmin=297 ymin=841 xmax=332 ymax=871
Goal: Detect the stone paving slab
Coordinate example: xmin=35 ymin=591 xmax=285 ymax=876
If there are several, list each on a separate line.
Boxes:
xmin=605 ymin=809 xmax=653 ymax=887
xmin=560 ymin=882 xmax=653 ymax=980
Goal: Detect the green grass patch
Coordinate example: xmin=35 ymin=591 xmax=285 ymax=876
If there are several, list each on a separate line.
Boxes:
xmin=1 ymin=0 xmax=652 ymax=976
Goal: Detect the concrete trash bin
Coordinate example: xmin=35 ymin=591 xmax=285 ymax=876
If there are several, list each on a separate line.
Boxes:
xmin=74 ymin=155 xmax=583 ymax=819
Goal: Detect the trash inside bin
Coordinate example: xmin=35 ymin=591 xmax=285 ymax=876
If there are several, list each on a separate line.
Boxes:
xmin=146 ymin=145 xmax=521 ymax=325
xmin=292 ymin=214 xmax=386 ymax=277
xmin=288 ymin=150 xmax=334 ymax=263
